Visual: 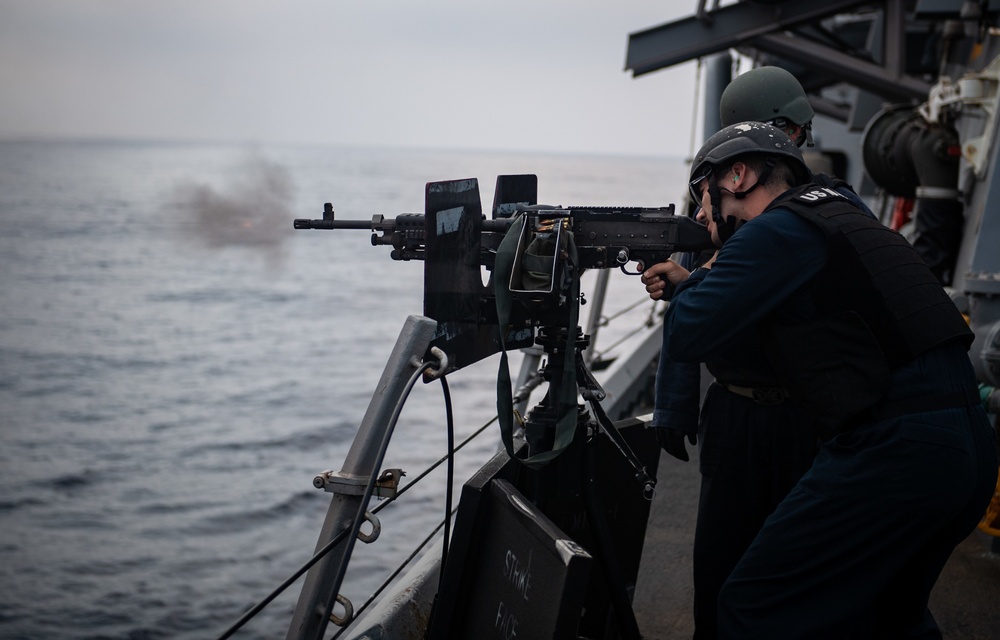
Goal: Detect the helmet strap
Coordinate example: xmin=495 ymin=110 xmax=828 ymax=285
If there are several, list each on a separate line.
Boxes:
xmin=708 ymin=177 xmax=740 ymax=244
xmin=730 ymin=157 xmax=776 ymax=200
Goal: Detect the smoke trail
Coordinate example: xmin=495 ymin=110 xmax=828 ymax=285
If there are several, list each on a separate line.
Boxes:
xmin=172 ymin=151 xmax=295 ymax=264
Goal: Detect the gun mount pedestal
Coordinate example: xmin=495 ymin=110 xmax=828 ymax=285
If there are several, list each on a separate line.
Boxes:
xmin=520 ymin=326 xmax=591 ymax=456
xmin=424 ymin=317 xmax=657 ymax=639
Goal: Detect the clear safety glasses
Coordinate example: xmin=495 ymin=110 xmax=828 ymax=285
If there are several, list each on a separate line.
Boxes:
xmin=688 ymin=166 xmax=712 ymax=204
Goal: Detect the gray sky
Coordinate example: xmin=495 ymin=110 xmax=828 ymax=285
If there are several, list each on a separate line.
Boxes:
xmin=0 ymin=1 xmax=702 ymax=156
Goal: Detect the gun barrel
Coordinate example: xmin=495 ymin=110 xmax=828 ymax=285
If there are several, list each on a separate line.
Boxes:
xmin=293 ymin=218 xmax=373 ymax=230
xmin=482 ymin=218 xmax=516 ymax=233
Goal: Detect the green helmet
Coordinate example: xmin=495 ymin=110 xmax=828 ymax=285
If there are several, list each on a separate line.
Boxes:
xmin=719 ymin=66 xmax=815 ymax=129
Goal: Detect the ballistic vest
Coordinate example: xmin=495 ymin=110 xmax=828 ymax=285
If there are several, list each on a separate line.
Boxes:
xmin=759 ymin=184 xmax=973 ymax=435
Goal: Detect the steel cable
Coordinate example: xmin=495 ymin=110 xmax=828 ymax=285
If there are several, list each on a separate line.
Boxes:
xmin=214 ymin=365 xmax=497 ymax=639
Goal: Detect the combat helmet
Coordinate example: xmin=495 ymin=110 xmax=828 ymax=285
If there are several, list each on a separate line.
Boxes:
xmin=689 ymin=121 xmax=811 ymax=242
xmin=719 ymin=66 xmax=814 ymax=145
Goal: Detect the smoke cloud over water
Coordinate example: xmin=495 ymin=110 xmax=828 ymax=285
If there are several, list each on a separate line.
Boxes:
xmin=172 ymin=152 xmax=295 ymax=266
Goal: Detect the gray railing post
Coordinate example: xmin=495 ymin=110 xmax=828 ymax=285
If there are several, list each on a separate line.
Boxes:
xmin=286 ymin=314 xmax=438 ymax=640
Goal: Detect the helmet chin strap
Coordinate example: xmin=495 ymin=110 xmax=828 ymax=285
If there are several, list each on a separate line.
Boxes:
xmin=726 ymin=158 xmax=777 ymax=200
xmin=708 ymin=158 xmax=778 ymax=244
xmin=707 ymin=177 xmax=740 ymax=244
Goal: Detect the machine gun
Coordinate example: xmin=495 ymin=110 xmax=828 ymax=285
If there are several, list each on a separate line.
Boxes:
xmin=296 ymin=173 xmax=714 ymax=485
xmin=296 ymin=197 xmax=707 ymax=274
xmin=295 ymin=174 xmax=713 ymax=372
xmin=296 ymin=172 xmax=713 ymax=473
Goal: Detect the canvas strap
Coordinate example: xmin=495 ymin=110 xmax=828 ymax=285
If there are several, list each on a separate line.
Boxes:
xmin=494 ymin=213 xmax=581 ymax=467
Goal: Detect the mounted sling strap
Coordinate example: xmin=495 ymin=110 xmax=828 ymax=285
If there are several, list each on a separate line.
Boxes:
xmin=494 ymin=213 xmax=581 ymax=467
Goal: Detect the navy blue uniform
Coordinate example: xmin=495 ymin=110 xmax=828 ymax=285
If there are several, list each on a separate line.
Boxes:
xmin=653 ymin=333 xmax=817 ymax=639
xmin=650 ymin=179 xmax=870 ymax=639
xmin=663 ymin=192 xmax=998 ymax=638
xmin=650 ymin=180 xmax=872 ymax=638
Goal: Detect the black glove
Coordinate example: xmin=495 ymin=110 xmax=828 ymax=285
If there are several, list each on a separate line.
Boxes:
xmin=656 ymin=428 xmax=697 ymax=462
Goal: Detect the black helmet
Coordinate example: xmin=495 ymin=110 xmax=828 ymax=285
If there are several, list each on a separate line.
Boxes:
xmin=689 ymin=121 xmax=811 ymax=198
xmin=689 ymin=122 xmax=811 ymax=244
xmin=720 ymin=66 xmax=815 ymax=129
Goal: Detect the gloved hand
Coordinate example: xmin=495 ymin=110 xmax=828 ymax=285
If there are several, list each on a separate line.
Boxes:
xmin=656 ymin=428 xmax=697 ymax=462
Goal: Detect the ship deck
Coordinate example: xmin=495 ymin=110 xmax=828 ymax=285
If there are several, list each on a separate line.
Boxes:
xmin=632 ymin=446 xmax=1000 ymax=639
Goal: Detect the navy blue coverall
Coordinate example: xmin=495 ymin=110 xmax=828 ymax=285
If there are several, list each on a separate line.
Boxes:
xmin=662 ymin=196 xmax=998 ymax=639
xmin=653 ymin=342 xmax=817 ymax=639
xmin=652 ymin=181 xmax=876 ymax=640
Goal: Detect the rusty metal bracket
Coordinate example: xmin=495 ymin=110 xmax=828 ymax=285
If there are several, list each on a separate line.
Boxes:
xmin=327 ymin=594 xmax=354 ymax=627
xmin=312 ymin=468 xmax=406 ymax=499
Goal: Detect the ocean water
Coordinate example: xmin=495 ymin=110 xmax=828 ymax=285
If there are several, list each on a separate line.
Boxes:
xmin=0 ymin=140 xmax=690 ymax=639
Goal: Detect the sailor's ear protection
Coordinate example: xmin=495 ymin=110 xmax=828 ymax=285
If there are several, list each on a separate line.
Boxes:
xmin=733 ymin=175 xmax=739 ymax=182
